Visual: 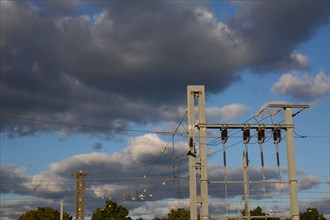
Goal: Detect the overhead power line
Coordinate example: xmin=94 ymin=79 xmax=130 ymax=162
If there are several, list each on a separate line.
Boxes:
xmin=0 ymin=114 xmax=186 ymax=135
xmin=126 ymin=111 xmax=188 ymax=199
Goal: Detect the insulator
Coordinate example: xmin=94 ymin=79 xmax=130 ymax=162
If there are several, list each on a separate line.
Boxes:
xmin=273 ymin=128 xmax=281 ymax=142
xmin=223 ymin=151 xmax=227 ymax=167
xmin=258 ymin=129 xmax=265 ymax=142
xmin=260 ymin=151 xmax=264 ymax=167
xmin=243 ymin=129 xmax=250 ymax=142
xmin=221 ymin=129 xmax=228 ymax=141
xmin=271 ymin=109 xmax=281 ymax=116
xmin=188 ymin=137 xmax=193 ymax=149
xmin=276 ymin=152 xmax=280 ymax=167
xmin=246 ymin=151 xmax=249 ymax=167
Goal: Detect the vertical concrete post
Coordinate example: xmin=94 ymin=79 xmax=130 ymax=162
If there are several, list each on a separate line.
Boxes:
xmin=243 ymin=152 xmax=250 ymax=220
xmin=187 ymin=85 xmax=209 ymax=220
xmin=187 ymin=86 xmax=198 ymax=220
xmin=197 ymin=86 xmax=209 ymax=220
xmin=60 ymin=200 xmax=63 ymax=220
xmin=284 ymin=108 xmax=300 ymax=220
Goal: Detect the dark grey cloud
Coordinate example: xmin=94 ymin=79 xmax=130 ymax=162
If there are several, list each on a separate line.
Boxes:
xmin=228 ymin=0 xmax=329 ymax=72
xmin=207 ymin=165 xmax=287 ymax=200
xmin=1 ymin=0 xmax=329 ymax=136
xmin=92 ymin=142 xmax=103 ymax=150
xmin=0 ymin=199 xmax=61 ymax=220
xmin=0 ymin=165 xmax=30 ymax=194
xmin=36 ymin=0 xmax=83 ymax=16
xmin=299 ymin=195 xmax=330 ymax=218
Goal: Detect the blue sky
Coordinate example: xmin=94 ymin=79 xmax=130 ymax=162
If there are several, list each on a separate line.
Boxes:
xmin=1 ymin=0 xmax=329 ymax=219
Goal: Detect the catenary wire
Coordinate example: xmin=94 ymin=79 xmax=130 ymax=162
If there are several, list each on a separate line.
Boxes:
xmin=0 ymin=114 xmax=185 ymax=135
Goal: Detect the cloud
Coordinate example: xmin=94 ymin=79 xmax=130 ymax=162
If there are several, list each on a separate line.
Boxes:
xmin=206 ymin=104 xmax=249 ymax=122
xmin=290 ymin=51 xmax=310 ymax=67
xmin=130 ymin=199 xmax=190 ymax=218
xmin=298 ymin=175 xmax=320 ymax=190
xmin=272 ymin=71 xmax=330 ymax=101
xmin=0 ymin=165 xmax=30 ymax=194
xmin=299 ymin=194 xmax=330 ymax=217
xmin=228 ymin=0 xmax=329 ymax=72
xmin=0 ymin=132 xmax=324 ymax=219
xmin=1 ymin=1 xmax=329 ymax=137
xmin=1 ymin=133 xmax=190 ymax=219
xmin=25 ymin=172 xmax=73 ymax=199
xmin=92 ymin=142 xmax=103 ymax=150
xmin=0 ymin=199 xmax=59 ymax=220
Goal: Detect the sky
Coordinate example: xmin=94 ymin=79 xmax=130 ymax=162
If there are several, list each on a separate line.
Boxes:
xmin=0 ymin=0 xmax=329 ymax=219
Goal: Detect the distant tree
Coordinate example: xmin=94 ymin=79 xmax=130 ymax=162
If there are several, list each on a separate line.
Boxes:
xmin=167 ymin=208 xmax=190 ymax=220
xmin=91 ymin=200 xmax=132 ymax=220
xmin=236 ymin=206 xmax=279 ymax=220
xmin=253 ymin=206 xmax=265 ymax=217
xmin=300 ymin=208 xmax=326 ymax=220
xmin=242 ymin=206 xmax=266 ymax=217
xmin=153 ymin=208 xmax=190 ymax=220
xmin=18 ymin=207 xmax=72 ymax=220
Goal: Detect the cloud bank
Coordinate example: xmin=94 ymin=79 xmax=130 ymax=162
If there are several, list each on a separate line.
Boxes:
xmin=1 ymin=133 xmax=324 ymax=219
xmin=1 ymin=0 xmax=329 ymax=136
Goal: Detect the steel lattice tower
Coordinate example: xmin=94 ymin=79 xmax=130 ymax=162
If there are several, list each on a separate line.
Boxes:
xmin=75 ymin=170 xmax=86 ymax=220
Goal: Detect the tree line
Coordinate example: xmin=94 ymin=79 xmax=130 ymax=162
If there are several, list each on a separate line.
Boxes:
xmin=18 ymin=199 xmax=326 ymax=220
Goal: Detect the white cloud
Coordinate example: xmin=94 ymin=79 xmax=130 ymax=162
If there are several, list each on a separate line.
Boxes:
xmin=26 ymin=172 xmax=71 ymax=195
xmin=290 ymin=51 xmax=309 ymax=67
xmin=206 ymin=104 xmax=249 ymax=122
xmin=122 ymin=133 xmax=176 ymax=163
xmin=195 ymin=7 xmax=215 ymax=23
xmin=272 ymin=70 xmax=330 ymax=101
xmin=90 ymin=184 xmax=128 ymax=198
xmin=298 ymin=175 xmax=320 ymax=190
xmin=130 ymin=199 xmax=190 ymax=218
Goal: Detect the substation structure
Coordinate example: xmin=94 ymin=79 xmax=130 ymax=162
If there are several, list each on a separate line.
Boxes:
xmin=75 ymin=170 xmax=87 ymax=220
xmin=187 ymin=85 xmax=309 ymax=220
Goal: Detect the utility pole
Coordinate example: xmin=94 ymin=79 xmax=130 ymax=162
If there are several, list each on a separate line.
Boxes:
xmin=243 ymin=152 xmax=250 ymax=220
xmin=268 ymin=104 xmax=309 ymax=220
xmin=60 ymin=200 xmax=63 ymax=220
xmin=187 ymin=85 xmax=209 ymax=220
xmin=187 ymin=86 xmax=197 ymax=220
xmin=283 ymin=105 xmax=301 ymax=220
xmin=75 ymin=170 xmax=86 ymax=220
